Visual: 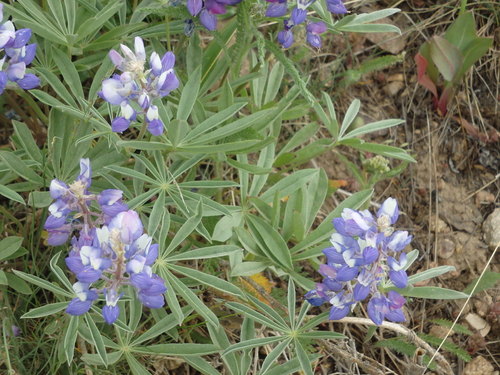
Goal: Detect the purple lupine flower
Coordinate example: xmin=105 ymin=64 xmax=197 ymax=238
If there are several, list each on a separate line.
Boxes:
xmin=290 ymin=8 xmax=307 ymax=25
xmin=306 ymin=22 xmax=327 ymax=48
xmin=100 ymin=37 xmax=179 ymax=136
xmin=187 ymin=0 xmax=243 ymax=31
xmin=0 ymin=4 xmax=39 ymax=94
xmin=266 ymin=1 xmax=288 ymax=17
xmin=326 ymin=0 xmax=347 ymax=14
xmin=306 ymin=198 xmax=412 ymax=325
xmin=46 ymin=159 xmax=167 ymax=324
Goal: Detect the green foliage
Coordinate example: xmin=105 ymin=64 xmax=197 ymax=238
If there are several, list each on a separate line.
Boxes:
xmin=0 ymin=1 xmax=471 ymax=374
xmin=416 ymin=11 xmax=493 ymax=114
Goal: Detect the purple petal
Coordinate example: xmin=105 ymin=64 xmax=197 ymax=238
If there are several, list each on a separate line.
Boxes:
xmin=291 ymin=8 xmax=307 ymax=25
xmin=187 ymin=0 xmax=203 ymax=16
xmin=265 ymin=3 xmax=288 ymax=17
xmin=130 ymin=272 xmax=153 ymax=289
xmin=329 ymin=305 xmax=350 ymax=320
xmin=389 ymin=270 xmax=408 ymax=289
xmin=307 ymin=21 xmax=327 ymax=34
xmin=13 ymin=29 xmax=32 ymax=48
xmin=353 ymin=283 xmax=370 ymax=301
xmin=138 ymin=293 xmax=165 ymax=309
xmin=306 ymin=33 xmax=322 ymax=48
xmin=147 ymin=119 xmax=164 ymax=136
xmin=200 ymin=9 xmax=218 ymax=31
xmin=66 ymin=298 xmax=93 ymax=316
xmin=17 ymin=73 xmax=39 ymax=90
xmin=111 ymin=117 xmax=131 ymax=133
xmin=277 ymin=29 xmax=294 ymax=48
xmin=102 ymin=305 xmax=120 ymax=325
xmin=145 ymin=244 xmax=159 ymax=265
xmin=336 ymin=266 xmax=358 ymax=282
xmin=326 ymin=0 xmax=347 ymax=14
xmin=76 ymin=267 xmax=102 ymax=283
xmin=363 ymin=246 xmax=379 ymax=264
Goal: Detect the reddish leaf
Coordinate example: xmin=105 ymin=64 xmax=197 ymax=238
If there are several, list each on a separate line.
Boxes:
xmin=415 ymin=53 xmax=438 ymax=98
xmin=453 ymin=116 xmax=500 ymax=144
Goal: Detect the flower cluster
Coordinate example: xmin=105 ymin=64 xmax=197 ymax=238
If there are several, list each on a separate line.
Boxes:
xmin=45 ymin=159 xmax=166 ymax=324
xmin=265 ymin=0 xmax=347 ymax=48
xmin=305 ymin=198 xmax=412 ymax=325
xmin=0 ymin=4 xmax=39 ymax=94
xmin=186 ymin=0 xmax=242 ymax=31
xmin=100 ymin=37 xmax=179 ymax=136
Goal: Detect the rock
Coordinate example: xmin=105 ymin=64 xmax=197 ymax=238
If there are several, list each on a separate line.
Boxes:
xmin=429 ymin=214 xmax=450 ymax=233
xmin=483 ymin=208 xmax=500 ymax=249
xmin=438 ymin=180 xmax=482 ymax=233
xmin=475 ymin=190 xmax=496 ymax=206
xmin=463 ymin=355 xmax=495 ymax=375
xmin=437 ymin=236 xmax=455 ymax=259
xmin=383 ymin=81 xmax=404 ymax=96
xmin=465 ymin=313 xmax=491 ymax=337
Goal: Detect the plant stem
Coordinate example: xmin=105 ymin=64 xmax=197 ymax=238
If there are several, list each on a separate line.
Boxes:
xmin=459 ymin=0 xmax=467 ymax=14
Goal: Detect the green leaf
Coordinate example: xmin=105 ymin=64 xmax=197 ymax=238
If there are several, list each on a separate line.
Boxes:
xmin=0 ymin=151 xmax=43 ymax=184
xmin=85 ymin=315 xmax=108 ymax=367
xmin=28 ymin=191 xmax=53 ymax=208
xmin=0 ymin=270 xmax=7 ymax=285
xmin=64 ymin=315 xmax=79 ymax=365
xmin=223 ymin=336 xmax=285 ymax=356
xmin=168 ymin=264 xmax=243 ymax=297
xmin=406 ymin=266 xmax=455 ymax=286
xmin=0 ymin=184 xmax=25 ymax=205
xmin=12 ymin=269 xmax=71 ymax=297
xmin=115 ymin=140 xmax=172 ymax=151
xmin=12 ymin=121 xmax=43 ymax=163
xmin=105 ymin=165 xmax=158 ymax=185
xmin=125 ymin=352 xmax=151 ymax=375
xmin=22 ymin=302 xmax=68 ymax=319
xmin=429 ymin=36 xmax=463 ymax=82
xmin=227 ymin=302 xmax=288 ymax=331
xmin=444 ymin=12 xmax=477 ymax=51
xmin=131 ymin=306 xmax=193 ymax=346
xmin=259 ymin=337 xmax=293 ymax=375
xmin=182 ymin=102 xmax=246 ymax=142
xmin=5 ymin=272 xmax=32 ymax=294
xmin=341 ymin=140 xmax=416 ymax=162
xmin=75 ymin=1 xmax=122 ymax=42
xmin=162 ymin=202 xmax=203 ymax=258
xmin=184 ymin=356 xmax=220 ymax=375
xmin=147 ymin=190 xmax=165 ymax=237
xmin=246 ymin=214 xmax=293 ymax=270
xmin=394 ymin=286 xmax=469 ymax=299
xmin=294 ymin=339 xmax=314 ymax=375
xmin=338 ymin=99 xmax=360 ymax=139
xmin=36 ymin=67 xmax=78 ymax=108
xmin=133 ymin=344 xmax=219 ymax=356
xmin=177 ymin=66 xmax=201 ymax=121
xmin=51 ymin=48 xmax=85 ymax=100
xmin=463 ymin=271 xmax=500 ymax=295
xmin=342 ymin=119 xmax=404 ymax=140
xmin=164 ymin=270 xmax=219 ymax=328
xmin=168 ymin=245 xmax=241 ymax=261
xmin=0 ymin=237 xmax=23 ymax=261
xmin=260 ymin=169 xmax=318 ymax=203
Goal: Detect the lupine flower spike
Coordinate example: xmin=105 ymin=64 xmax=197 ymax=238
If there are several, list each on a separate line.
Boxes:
xmin=265 ymin=0 xmax=347 ymax=48
xmin=45 ymin=159 xmax=167 ymax=324
xmin=306 ymin=198 xmax=412 ymax=325
xmin=0 ymin=3 xmax=39 ymax=94
xmin=186 ymin=0 xmax=243 ymax=31
xmin=100 ymin=37 xmax=179 ymax=136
